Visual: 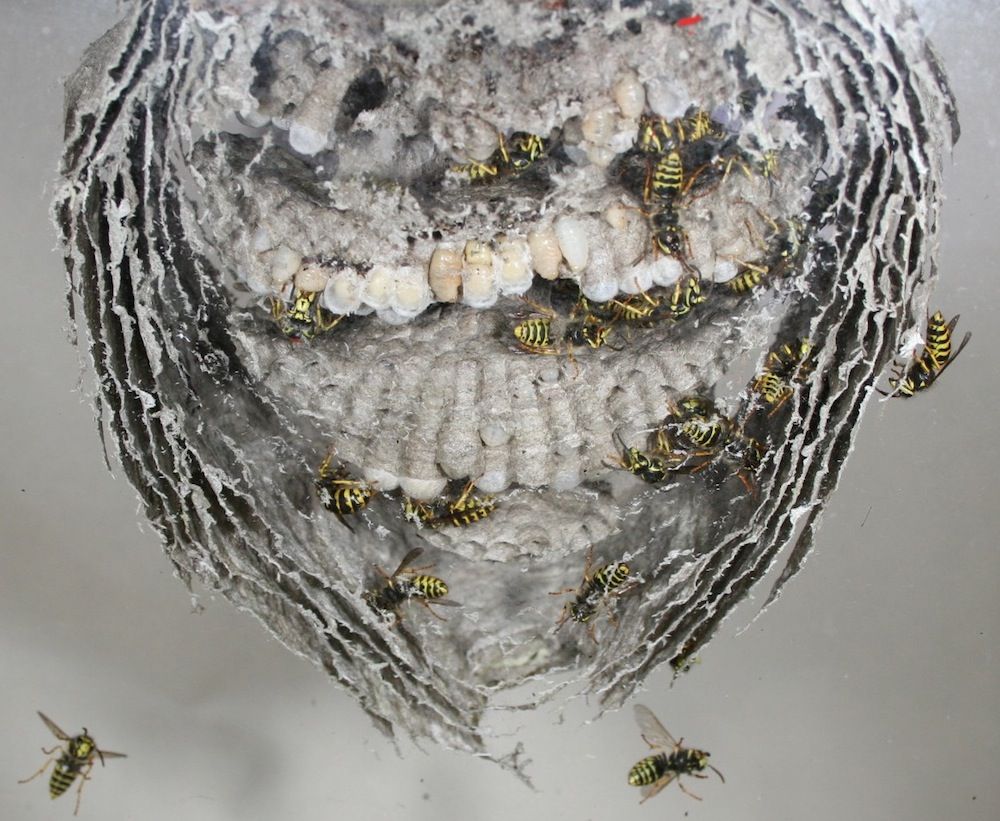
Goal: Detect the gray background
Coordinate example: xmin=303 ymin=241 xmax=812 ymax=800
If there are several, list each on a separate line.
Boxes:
xmin=1 ymin=1 xmax=997 ymax=819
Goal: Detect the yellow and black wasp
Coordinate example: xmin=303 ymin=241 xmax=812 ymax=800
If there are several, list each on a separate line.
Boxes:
xmin=315 ymin=452 xmax=375 ymax=531
xmin=664 ymin=275 xmax=706 ymax=320
xmin=612 ymin=432 xmax=670 ymax=484
xmin=644 ymin=150 xmax=684 ymax=205
xmin=637 ymin=113 xmax=676 ymax=154
xmin=879 ymin=311 xmax=971 ymax=397
xmin=551 ymin=546 xmax=635 ymax=642
xmin=454 ymin=131 xmax=546 ymax=182
xmin=271 ymin=288 xmax=343 ymax=341
xmin=362 ymin=546 xmax=459 ymax=624
xmin=751 ymin=338 xmax=815 ymax=415
xmin=19 ymin=711 xmax=126 ymax=816
xmin=512 ymin=300 xmax=613 ymax=363
xmin=428 ymin=481 xmax=496 ymax=527
xmin=628 ymin=704 xmax=724 ymax=803
xmin=647 ymin=205 xmax=691 ymax=263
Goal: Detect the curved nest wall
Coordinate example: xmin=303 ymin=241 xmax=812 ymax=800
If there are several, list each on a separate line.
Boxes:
xmin=54 ymin=0 xmax=957 ymax=764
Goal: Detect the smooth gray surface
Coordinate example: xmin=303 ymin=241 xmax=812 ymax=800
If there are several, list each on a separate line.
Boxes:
xmin=1 ymin=2 xmax=997 ymax=819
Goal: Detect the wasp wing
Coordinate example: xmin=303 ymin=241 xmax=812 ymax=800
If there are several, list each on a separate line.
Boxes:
xmin=389 ymin=547 xmax=424 ymax=579
xmin=96 ymin=749 xmax=127 ymax=761
xmin=639 ymin=771 xmax=677 ymax=803
xmin=36 ymin=711 xmax=71 ymax=741
xmin=633 ymin=704 xmax=677 ymax=749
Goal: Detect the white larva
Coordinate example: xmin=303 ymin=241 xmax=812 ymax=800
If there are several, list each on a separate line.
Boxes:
xmin=495 ymin=236 xmax=533 ymax=296
xmin=527 ymin=227 xmax=562 ymax=280
xmin=554 ymin=215 xmax=590 ymax=273
xmin=581 ymin=106 xmax=616 ymax=145
xmin=427 ymin=244 xmax=463 ymax=302
xmin=461 ymin=240 xmax=499 ymax=309
xmin=613 ymin=71 xmax=646 ymax=119
xmin=323 ymin=266 xmax=363 ymax=314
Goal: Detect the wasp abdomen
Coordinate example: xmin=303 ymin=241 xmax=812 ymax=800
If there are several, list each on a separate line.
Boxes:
xmin=628 ymin=753 xmax=668 ymax=786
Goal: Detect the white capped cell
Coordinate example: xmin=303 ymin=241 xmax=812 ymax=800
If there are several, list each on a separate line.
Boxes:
xmin=362 ymin=467 xmax=399 ymax=493
xmin=645 ymin=77 xmax=691 ymax=120
xmin=428 ymin=244 xmax=463 ymax=302
xmin=323 ymin=266 xmax=363 ymax=314
xmin=495 ymin=236 xmax=533 ymax=296
xmin=295 ymin=261 xmax=331 ymax=293
xmin=362 ymin=264 xmax=395 ymax=309
xmin=461 ymin=240 xmax=498 ymax=309
xmin=398 ymin=475 xmax=448 ymax=501
xmin=527 ymin=227 xmax=562 ymax=280
xmin=479 ymin=422 xmax=510 ymax=448
xmin=392 ymin=266 xmax=433 ymax=318
xmin=375 ymin=306 xmax=412 ymax=325
xmin=554 ymin=215 xmax=590 ymax=273
xmin=268 ymin=245 xmax=302 ymax=289
xmin=646 ymin=255 xmax=684 ymax=287
xmin=618 ymin=262 xmax=654 ymax=295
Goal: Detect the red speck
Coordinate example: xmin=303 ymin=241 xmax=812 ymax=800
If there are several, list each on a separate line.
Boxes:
xmin=676 ymin=14 xmax=704 ymax=27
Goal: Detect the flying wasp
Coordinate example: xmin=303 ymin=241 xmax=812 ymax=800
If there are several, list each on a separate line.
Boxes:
xmin=551 ymin=546 xmax=635 ymax=642
xmin=362 ymin=547 xmax=459 ymax=624
xmin=271 ymin=288 xmax=343 ymax=341
xmin=628 ymin=704 xmax=724 ymax=803
xmin=315 ymin=452 xmax=375 ymax=531
xmin=19 ymin=711 xmax=126 ymax=816
xmin=878 ymin=311 xmax=971 ymax=397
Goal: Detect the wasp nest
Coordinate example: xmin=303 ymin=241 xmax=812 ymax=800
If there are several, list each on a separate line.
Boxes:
xmin=56 ymin=0 xmax=957 ymax=765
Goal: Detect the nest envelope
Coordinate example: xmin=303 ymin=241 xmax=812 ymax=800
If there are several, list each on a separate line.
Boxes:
xmin=55 ymin=0 xmax=957 ymax=764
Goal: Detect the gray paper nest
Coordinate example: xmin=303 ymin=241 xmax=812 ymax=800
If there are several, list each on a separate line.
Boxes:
xmin=55 ymin=0 xmax=957 ymax=764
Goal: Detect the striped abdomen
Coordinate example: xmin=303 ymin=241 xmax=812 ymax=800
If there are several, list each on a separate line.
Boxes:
xmin=438 ymin=496 xmax=494 ymax=527
xmin=752 ymin=372 xmax=789 ymax=405
xmin=923 ymin=311 xmax=953 ymax=368
xmin=646 ymin=151 xmax=683 ymax=202
xmin=410 ymin=575 xmax=448 ymax=599
xmin=317 ymin=478 xmax=372 ymax=516
xmin=514 ymin=318 xmax=553 ymax=350
xmin=725 ymin=265 xmax=765 ymax=294
xmin=49 ymin=756 xmax=80 ymax=799
xmin=592 ymin=562 xmax=630 ymax=593
xmin=680 ymin=418 xmax=726 ymax=449
xmin=628 ymin=753 xmax=668 ymax=787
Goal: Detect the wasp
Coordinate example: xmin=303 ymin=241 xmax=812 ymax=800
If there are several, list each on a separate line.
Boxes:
xmin=427 ymin=481 xmax=495 ymax=527
xmin=315 ymin=452 xmax=375 ymax=531
xmin=637 ymin=114 xmax=676 ymax=154
xmin=609 ymin=290 xmax=662 ymax=323
xmin=19 ymin=711 xmax=126 ymax=816
xmin=513 ymin=301 xmax=612 ymax=364
xmin=682 ymin=108 xmax=725 ymax=142
xmin=505 ymin=131 xmax=545 ymax=170
xmin=454 ymin=131 xmax=545 ymax=182
xmin=628 ymin=704 xmax=724 ymax=802
xmin=666 ymin=275 xmax=706 ymax=320
xmin=551 ymin=547 xmax=634 ymax=642
xmin=751 ymin=338 xmax=815 ymax=415
xmin=644 ymin=150 xmax=684 ymax=204
xmin=612 ymin=432 xmax=670 ymax=484
xmin=271 ymin=288 xmax=343 ymax=340
xmin=401 ymin=496 xmax=437 ymax=526
xmin=879 ymin=311 xmax=971 ymax=397
xmin=648 ymin=205 xmax=690 ymax=261
xmin=363 ymin=547 xmax=459 ymax=623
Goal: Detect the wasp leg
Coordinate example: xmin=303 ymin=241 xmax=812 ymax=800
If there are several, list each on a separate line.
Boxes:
xmin=677 ymin=778 xmax=704 ymax=801
xmin=765 ymin=386 xmax=795 ymax=417
xmin=17 ymin=755 xmax=55 ymax=784
xmin=419 ymin=599 xmax=451 ymax=622
xmin=73 ymin=760 xmax=96 ymax=816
